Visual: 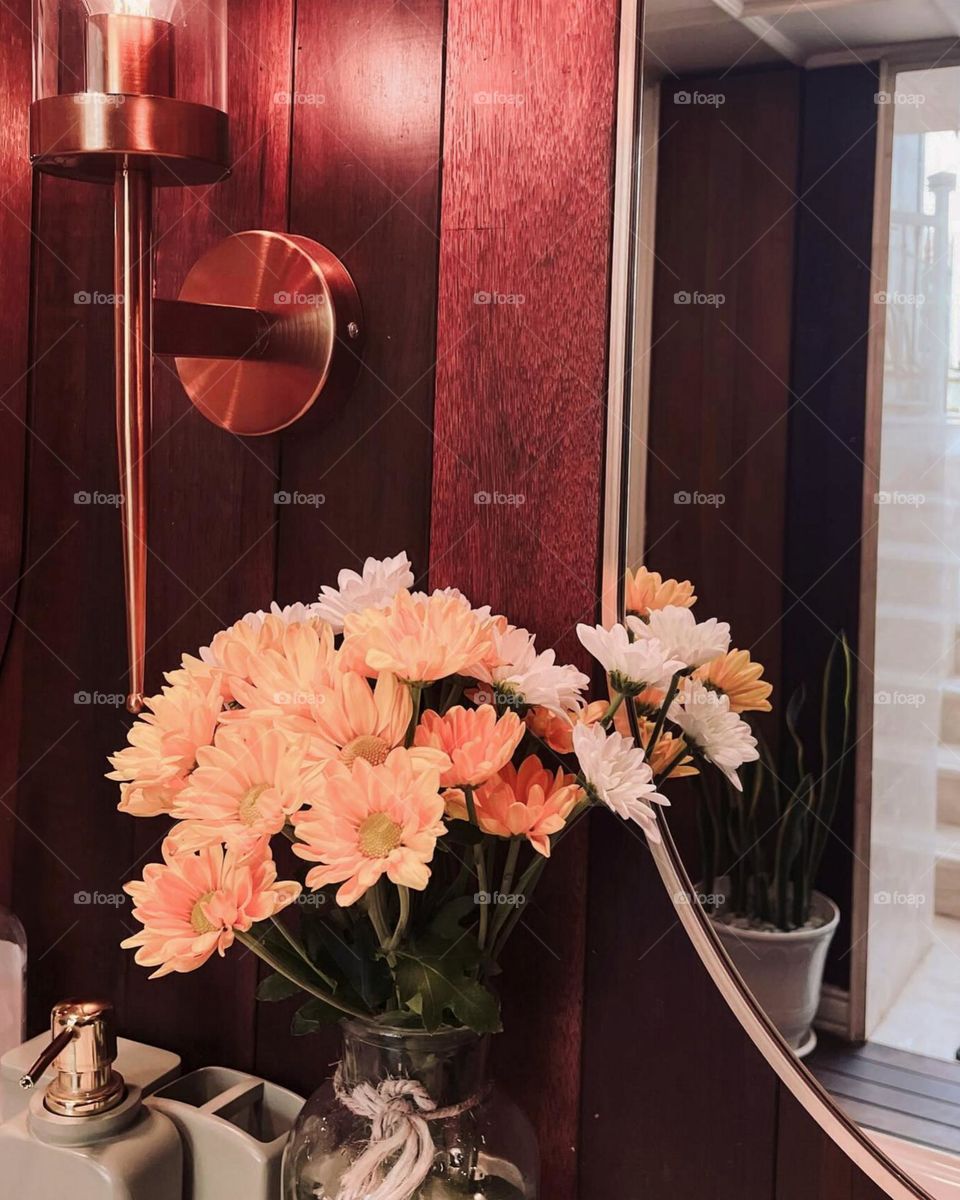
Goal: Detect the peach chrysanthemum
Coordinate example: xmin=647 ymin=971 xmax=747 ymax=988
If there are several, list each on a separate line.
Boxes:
xmin=446 ymin=756 xmax=583 ymax=857
xmin=694 ymin=648 xmax=772 ymax=713
xmin=225 ymin=620 xmax=341 ymax=721
xmin=107 ymin=678 xmax=223 ymax=817
xmin=121 ymin=838 xmax=300 ymax=978
xmin=525 ymin=700 xmax=609 ymax=755
xmin=341 ymin=589 xmax=494 ymax=684
xmin=414 ymin=704 xmax=524 ymax=787
xmin=291 ymin=749 xmax=447 ymax=905
xmin=625 ymin=566 xmax=696 ymax=618
xmin=167 ymin=724 xmax=310 ymax=851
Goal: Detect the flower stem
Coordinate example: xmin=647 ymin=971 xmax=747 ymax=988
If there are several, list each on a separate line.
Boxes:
xmin=646 ymin=671 xmax=683 ymax=762
xmin=404 ymin=683 xmax=424 ymax=746
xmin=489 ymin=837 xmax=521 ymax=945
xmin=237 ymin=930 xmax=366 ymax=1018
xmin=599 ymin=692 xmax=626 ymax=729
xmin=268 ymin=915 xmax=336 ymax=988
xmin=653 ymin=743 xmax=689 ymax=787
xmin=464 ymin=786 xmax=490 ymax=950
xmin=385 ymin=885 xmax=411 ymax=954
xmin=366 ymin=883 xmax=391 ymax=952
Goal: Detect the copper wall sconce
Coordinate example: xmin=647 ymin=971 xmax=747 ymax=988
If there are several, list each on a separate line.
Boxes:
xmin=30 ymin=0 xmax=363 ymax=712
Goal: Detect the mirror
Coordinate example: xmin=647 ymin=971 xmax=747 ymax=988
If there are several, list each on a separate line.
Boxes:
xmin=608 ymin=2 xmax=960 ymax=1196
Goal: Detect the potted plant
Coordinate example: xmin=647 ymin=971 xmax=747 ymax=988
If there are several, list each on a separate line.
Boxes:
xmin=699 ymin=632 xmax=852 ymax=1057
xmin=109 ymin=557 xmax=766 ymax=1199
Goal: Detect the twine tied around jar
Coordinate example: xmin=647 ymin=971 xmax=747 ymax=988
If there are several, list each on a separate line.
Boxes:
xmin=333 ymin=1064 xmax=480 ymax=1200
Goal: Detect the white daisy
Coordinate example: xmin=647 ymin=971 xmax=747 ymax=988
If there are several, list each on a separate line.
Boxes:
xmin=473 ymin=622 xmax=588 ymax=714
xmin=576 ymin=622 xmax=685 ymax=694
xmin=411 ymin=586 xmax=493 ymax=623
xmin=316 ymin=552 xmax=415 ymax=632
xmin=572 ymin=723 xmax=668 ymax=841
xmin=628 ymin=605 xmax=730 ymax=670
xmin=669 ymin=680 xmax=758 ymax=790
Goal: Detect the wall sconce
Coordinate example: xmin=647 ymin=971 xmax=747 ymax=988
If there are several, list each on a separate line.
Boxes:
xmin=29 ymin=0 xmax=363 ymax=713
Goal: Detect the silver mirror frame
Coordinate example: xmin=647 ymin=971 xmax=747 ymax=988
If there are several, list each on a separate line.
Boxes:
xmin=602 ymin=6 xmax=932 ymax=1195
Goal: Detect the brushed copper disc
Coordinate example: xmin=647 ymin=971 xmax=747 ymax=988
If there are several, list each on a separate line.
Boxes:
xmin=174 ymin=231 xmax=363 ymax=435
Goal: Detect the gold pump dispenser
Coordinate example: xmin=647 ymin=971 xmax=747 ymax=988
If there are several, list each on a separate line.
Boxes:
xmin=19 ymin=1000 xmax=125 ymax=1117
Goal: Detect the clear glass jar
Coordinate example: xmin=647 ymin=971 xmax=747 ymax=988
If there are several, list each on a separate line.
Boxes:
xmin=283 ymin=1020 xmax=538 ymax=1199
xmin=0 ymin=906 xmax=26 ymax=1058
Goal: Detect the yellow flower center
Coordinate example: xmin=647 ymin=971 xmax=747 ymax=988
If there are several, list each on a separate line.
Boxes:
xmin=358 ymin=812 xmax=402 ymax=858
xmin=238 ymin=783 xmax=269 ymax=826
xmin=190 ymin=891 xmax=218 ymax=935
xmin=340 ymin=735 xmax=391 ymax=767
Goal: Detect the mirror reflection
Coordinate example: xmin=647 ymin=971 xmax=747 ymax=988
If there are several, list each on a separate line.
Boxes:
xmin=632 ymin=1 xmax=960 ymax=1192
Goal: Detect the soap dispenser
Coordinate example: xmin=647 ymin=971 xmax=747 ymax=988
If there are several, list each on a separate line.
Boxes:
xmin=0 ymin=999 xmax=182 ymax=1199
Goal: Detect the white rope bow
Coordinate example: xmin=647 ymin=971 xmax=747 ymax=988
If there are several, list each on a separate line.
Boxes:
xmin=333 ymin=1065 xmax=478 ymax=1200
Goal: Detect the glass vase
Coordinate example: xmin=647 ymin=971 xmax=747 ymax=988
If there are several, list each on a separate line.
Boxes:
xmin=282 ymin=1019 xmax=538 ymax=1199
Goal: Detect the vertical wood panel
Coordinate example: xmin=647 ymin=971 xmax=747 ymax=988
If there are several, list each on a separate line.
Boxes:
xmin=119 ymin=0 xmax=297 ymax=1067
xmin=254 ymin=0 xmax=447 ymax=1092
xmin=776 ymin=1090 xmax=890 ymax=1200
xmin=430 ymin=1 xmax=619 ymax=1194
xmin=0 ymin=0 xmax=32 ymax=907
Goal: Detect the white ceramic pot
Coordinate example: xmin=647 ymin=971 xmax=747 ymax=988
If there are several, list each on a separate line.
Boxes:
xmin=708 ymin=890 xmax=840 ymax=1058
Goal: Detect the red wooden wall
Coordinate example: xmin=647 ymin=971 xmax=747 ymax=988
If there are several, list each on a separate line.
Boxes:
xmin=429 ymin=1 xmax=620 ymax=1196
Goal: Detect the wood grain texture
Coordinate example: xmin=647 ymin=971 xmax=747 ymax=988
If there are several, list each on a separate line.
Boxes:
xmin=580 ymin=816 xmax=781 ymax=1198
xmin=0 ymin=0 xmax=32 ymax=909
xmin=776 ymin=1089 xmax=890 ymax=1200
xmin=782 ymin=65 xmax=879 ymax=994
xmin=430 ymin=1 xmax=620 ymax=1194
xmin=644 ymin=69 xmax=801 ymax=760
xmin=254 ymin=0 xmax=446 ymax=1094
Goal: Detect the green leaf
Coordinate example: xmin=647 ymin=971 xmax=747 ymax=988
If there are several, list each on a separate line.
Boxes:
xmin=396 ymin=950 xmax=501 ymax=1034
xmin=291 ymin=997 xmax=342 ymax=1036
xmin=256 ymin=972 xmax=302 ymax=1002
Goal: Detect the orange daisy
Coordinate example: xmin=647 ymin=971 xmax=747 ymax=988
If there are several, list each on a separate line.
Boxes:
xmin=291 ymin=748 xmax=447 ymax=905
xmin=108 ymin=677 xmax=223 ymax=817
xmin=525 ymin=700 xmax=609 ymax=755
xmin=414 ymin=704 xmax=524 ymax=787
xmin=122 ymin=838 xmax=300 ymax=978
xmin=625 ymin=566 xmax=696 ymax=618
xmin=694 ymin=648 xmax=772 ymax=713
xmin=446 ymin=756 xmax=583 ymax=856
xmin=341 ymin=589 xmax=494 ymax=683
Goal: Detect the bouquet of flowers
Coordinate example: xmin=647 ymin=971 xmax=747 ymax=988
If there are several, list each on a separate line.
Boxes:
xmin=110 ymin=554 xmax=768 ymax=1035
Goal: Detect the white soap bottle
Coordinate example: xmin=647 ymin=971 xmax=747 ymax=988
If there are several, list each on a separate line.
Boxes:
xmin=0 ymin=999 xmax=183 ymax=1199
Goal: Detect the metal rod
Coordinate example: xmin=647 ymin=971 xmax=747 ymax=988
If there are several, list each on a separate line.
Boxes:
xmin=114 ymin=165 xmax=152 ymax=715
xmin=19 ymin=1027 xmax=76 ymax=1090
xmin=153 ymin=299 xmax=273 ymax=360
